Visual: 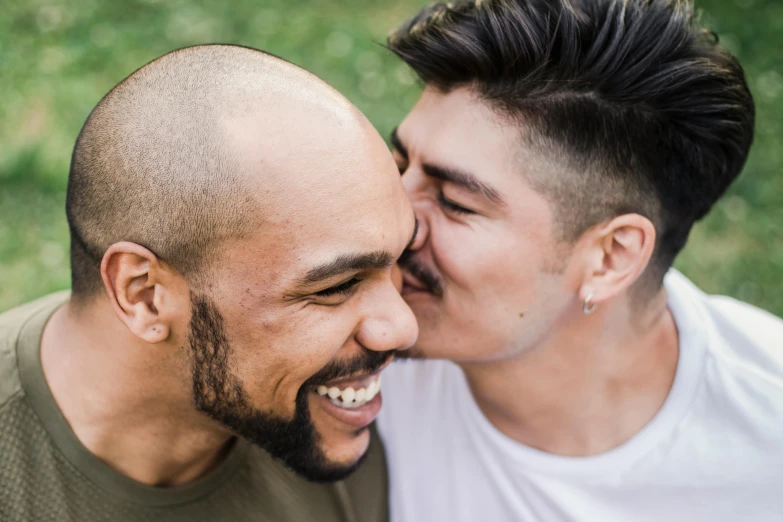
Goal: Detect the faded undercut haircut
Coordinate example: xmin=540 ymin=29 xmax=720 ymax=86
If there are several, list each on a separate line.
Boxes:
xmin=67 ymin=45 xmax=291 ymax=299
xmin=389 ymin=0 xmax=754 ymax=288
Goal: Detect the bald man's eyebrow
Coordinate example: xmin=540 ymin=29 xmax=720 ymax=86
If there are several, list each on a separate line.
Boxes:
xmin=390 ymin=127 xmax=408 ymax=159
xmin=423 ymin=163 xmax=505 ymax=206
xmin=302 ymin=251 xmax=394 ymax=284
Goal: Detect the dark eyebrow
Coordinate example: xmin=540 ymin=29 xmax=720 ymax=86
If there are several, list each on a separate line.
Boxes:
xmin=390 ymin=127 xmax=408 ymax=159
xmin=391 ymin=127 xmax=504 ymax=207
xmin=301 ymin=251 xmax=394 ymax=284
xmin=422 ymin=163 xmax=505 ymax=206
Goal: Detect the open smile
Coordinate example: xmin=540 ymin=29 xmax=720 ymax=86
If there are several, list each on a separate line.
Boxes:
xmin=309 ymin=362 xmax=391 ymax=428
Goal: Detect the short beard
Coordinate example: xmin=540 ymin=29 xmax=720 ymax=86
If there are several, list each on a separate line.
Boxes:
xmin=187 ymin=293 xmax=368 ymax=482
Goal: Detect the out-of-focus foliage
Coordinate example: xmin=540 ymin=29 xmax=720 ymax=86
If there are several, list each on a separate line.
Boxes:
xmin=1 ymin=0 xmax=781 ymax=314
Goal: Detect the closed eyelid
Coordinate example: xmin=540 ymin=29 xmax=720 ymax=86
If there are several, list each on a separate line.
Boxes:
xmin=315 ymin=277 xmax=361 ymax=297
xmin=438 ymin=192 xmax=474 ymax=214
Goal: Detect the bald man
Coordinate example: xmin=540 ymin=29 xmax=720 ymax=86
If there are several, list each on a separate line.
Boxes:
xmin=0 ymin=45 xmax=417 ymax=521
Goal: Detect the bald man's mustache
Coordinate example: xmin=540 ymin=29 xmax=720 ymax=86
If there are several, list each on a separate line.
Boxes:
xmin=305 ymin=349 xmax=395 ymax=388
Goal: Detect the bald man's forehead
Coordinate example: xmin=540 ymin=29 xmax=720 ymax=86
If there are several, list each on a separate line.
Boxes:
xmin=67 ymin=44 xmax=398 ymax=299
xmin=224 ymin=175 xmax=413 ymax=297
xmin=220 ymin=102 xmax=387 ymax=199
xmin=219 ymin=101 xmax=406 ymax=250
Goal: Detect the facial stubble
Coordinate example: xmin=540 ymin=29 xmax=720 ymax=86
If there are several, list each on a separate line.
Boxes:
xmin=187 ymin=293 xmax=386 ymax=482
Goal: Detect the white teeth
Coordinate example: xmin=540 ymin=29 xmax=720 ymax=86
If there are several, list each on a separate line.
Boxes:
xmin=335 ymin=398 xmax=361 ymax=409
xmin=342 ymin=387 xmax=356 ymax=403
xmin=317 ymin=376 xmax=382 ymax=408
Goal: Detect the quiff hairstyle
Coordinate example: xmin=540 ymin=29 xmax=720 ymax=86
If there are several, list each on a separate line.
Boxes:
xmin=389 ymin=0 xmax=755 ymax=287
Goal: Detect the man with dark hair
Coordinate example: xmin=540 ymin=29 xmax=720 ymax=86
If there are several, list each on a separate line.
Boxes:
xmin=377 ymin=0 xmax=783 ymax=520
xmin=0 ymin=44 xmax=417 ymax=520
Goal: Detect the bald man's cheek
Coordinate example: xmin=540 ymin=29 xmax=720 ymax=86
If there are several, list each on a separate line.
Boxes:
xmin=392 ymin=264 xmax=403 ymax=293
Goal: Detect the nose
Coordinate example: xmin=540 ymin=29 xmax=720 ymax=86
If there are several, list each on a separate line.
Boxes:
xmin=356 ymin=280 xmax=419 ymax=353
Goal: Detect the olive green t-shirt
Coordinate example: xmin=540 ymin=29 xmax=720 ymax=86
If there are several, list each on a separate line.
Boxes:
xmin=0 ymin=293 xmax=388 ymax=522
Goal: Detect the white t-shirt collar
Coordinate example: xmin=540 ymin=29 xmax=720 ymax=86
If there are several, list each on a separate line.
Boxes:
xmin=457 ymin=270 xmax=709 ymax=480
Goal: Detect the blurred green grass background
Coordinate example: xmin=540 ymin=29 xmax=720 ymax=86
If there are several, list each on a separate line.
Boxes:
xmin=1 ymin=0 xmax=781 ymax=314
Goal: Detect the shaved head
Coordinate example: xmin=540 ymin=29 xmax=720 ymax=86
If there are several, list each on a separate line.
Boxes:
xmin=67 ymin=44 xmax=362 ymax=297
xmin=58 ymin=44 xmax=417 ymax=482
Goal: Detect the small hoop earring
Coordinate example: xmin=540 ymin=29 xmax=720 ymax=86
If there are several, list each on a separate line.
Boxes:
xmin=583 ymin=292 xmax=597 ymax=315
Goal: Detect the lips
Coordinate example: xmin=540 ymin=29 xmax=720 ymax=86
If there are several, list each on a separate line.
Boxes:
xmin=308 ymin=361 xmax=390 ymax=429
xmin=313 ymin=390 xmax=382 ymax=429
xmin=316 ymin=370 xmax=383 ymax=408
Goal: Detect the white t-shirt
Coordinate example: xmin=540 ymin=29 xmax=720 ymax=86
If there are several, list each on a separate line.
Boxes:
xmin=377 ymin=270 xmax=783 ymax=522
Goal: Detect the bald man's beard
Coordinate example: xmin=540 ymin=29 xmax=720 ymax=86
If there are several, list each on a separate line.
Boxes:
xmin=187 ymin=293 xmax=367 ymax=483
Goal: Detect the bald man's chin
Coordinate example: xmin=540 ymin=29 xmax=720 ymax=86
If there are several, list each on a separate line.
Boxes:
xmin=317 ymin=427 xmax=371 ymax=473
xmin=308 ymin=391 xmax=375 ymax=460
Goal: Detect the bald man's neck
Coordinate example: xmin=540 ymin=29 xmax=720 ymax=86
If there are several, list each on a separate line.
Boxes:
xmin=40 ymin=298 xmax=235 ymax=486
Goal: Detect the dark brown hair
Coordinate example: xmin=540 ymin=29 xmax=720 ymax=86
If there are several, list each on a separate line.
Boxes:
xmin=389 ymin=0 xmax=755 ymax=286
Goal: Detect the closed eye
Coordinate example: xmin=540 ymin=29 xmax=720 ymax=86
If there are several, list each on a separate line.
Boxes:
xmin=437 ymin=192 xmax=474 ymax=215
xmin=315 ymin=277 xmax=361 ymax=297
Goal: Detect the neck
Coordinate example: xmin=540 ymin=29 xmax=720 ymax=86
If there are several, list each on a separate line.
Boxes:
xmin=460 ymin=289 xmax=679 ymax=456
xmin=40 ymin=298 xmax=233 ymax=487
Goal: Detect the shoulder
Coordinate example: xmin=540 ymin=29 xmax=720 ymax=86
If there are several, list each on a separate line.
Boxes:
xmin=707 ymin=294 xmax=783 ymax=356
xmin=666 ymin=271 xmax=783 ymax=436
xmin=0 ymin=292 xmax=70 ymax=409
xmin=703 ymin=294 xmax=783 ymax=398
xmin=667 ymin=270 xmax=783 ymax=382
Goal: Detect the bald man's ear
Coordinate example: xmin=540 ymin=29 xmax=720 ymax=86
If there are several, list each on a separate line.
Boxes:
xmin=101 ymin=242 xmax=181 ymax=344
xmin=578 ymin=214 xmax=656 ymax=307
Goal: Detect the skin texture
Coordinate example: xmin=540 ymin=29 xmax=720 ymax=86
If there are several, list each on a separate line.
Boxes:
xmin=39 ymin=46 xmax=417 ymax=486
xmin=395 ymin=87 xmax=679 ymax=456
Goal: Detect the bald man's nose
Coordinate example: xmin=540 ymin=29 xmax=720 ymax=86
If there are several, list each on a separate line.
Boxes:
xmin=356 ymin=283 xmax=418 ymax=353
